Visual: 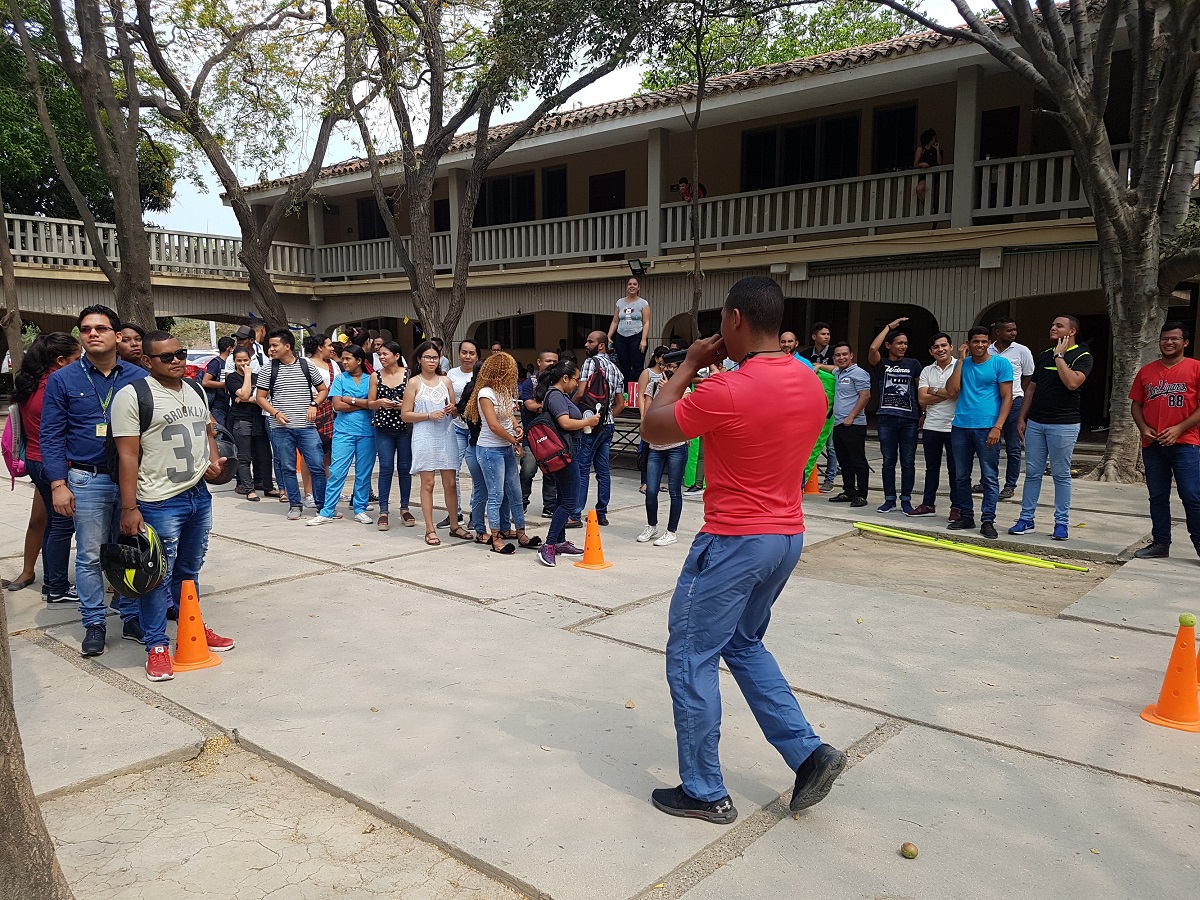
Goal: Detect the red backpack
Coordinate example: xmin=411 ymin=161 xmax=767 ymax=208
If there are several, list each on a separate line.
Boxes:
xmin=526 ymin=389 xmax=573 ymax=474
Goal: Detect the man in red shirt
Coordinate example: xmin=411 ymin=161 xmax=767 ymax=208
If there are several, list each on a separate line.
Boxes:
xmin=642 ymin=276 xmax=845 ymax=825
xmin=1129 ymin=320 xmax=1200 ymax=559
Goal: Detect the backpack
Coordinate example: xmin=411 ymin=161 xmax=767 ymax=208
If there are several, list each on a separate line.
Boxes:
xmin=265 ymin=356 xmax=318 ymax=400
xmin=105 ymin=378 xmax=207 ymax=483
xmin=3 ymin=404 xmax=26 ymax=488
xmin=526 ymin=389 xmax=573 ymax=474
xmin=582 ymin=360 xmax=611 ymax=415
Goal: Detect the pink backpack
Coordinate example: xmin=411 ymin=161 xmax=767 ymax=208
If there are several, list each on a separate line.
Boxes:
xmin=3 ymin=404 xmax=26 ymax=488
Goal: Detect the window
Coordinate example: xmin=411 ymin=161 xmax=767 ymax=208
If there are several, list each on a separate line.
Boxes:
xmin=569 ymin=313 xmax=610 ymax=348
xmin=872 ymin=105 xmax=917 ymax=173
xmin=474 ymin=172 xmax=536 ymax=227
xmin=473 ymin=315 xmax=536 ymax=350
xmin=543 ymin=167 xmax=568 ymax=219
xmin=433 ymin=198 xmax=450 ymax=232
xmin=356 ymin=196 xmax=387 ymax=240
xmin=741 ymin=114 xmax=861 ymax=191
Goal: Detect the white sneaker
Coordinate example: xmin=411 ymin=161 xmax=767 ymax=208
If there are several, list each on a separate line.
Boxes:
xmin=653 ymin=531 xmax=678 ymax=547
xmin=637 ymin=525 xmax=659 ymax=543
xmin=353 ymin=512 xmax=373 ymax=524
xmin=365 ymin=503 xmax=376 ymax=512
xmin=306 ymin=514 xmax=334 ymax=527
xmin=304 ymin=493 xmax=316 ymax=508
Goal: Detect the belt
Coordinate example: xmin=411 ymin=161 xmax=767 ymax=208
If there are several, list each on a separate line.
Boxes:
xmin=68 ymin=462 xmax=109 ymax=475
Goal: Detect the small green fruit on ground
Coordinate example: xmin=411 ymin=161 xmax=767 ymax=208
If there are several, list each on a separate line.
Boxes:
xmin=900 ymin=842 xmax=919 ymax=859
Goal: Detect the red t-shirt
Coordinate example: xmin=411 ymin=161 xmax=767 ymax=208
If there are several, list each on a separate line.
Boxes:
xmin=18 ymin=372 xmax=50 ymax=463
xmin=673 ymin=355 xmax=826 ymax=535
xmin=1128 ymin=357 xmax=1200 ymax=447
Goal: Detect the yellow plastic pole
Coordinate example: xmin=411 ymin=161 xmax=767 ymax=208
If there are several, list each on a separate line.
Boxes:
xmin=853 ymin=522 xmax=1089 ymax=572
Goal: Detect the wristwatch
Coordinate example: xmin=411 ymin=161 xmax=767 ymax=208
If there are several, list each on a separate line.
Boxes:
xmin=1054 ymin=353 xmax=1065 ymax=359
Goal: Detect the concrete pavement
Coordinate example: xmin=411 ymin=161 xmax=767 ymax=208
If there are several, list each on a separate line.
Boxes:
xmin=6 ymin=462 xmax=1200 ymax=898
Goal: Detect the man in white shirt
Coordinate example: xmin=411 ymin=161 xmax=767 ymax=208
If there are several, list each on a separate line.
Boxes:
xmin=914 ymin=332 xmax=961 ymax=519
xmin=442 ymin=338 xmax=479 ymax=528
xmin=985 ymin=318 xmax=1036 ymax=499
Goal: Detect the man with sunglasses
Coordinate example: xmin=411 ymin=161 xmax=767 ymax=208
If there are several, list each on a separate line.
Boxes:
xmin=41 ymin=305 xmax=149 ymax=657
xmin=112 ymin=331 xmax=233 ymax=681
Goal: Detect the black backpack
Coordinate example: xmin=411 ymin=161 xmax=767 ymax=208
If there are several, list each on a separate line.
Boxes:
xmin=265 ymin=356 xmax=317 ymax=399
xmin=526 ymin=389 xmax=573 ymax=474
xmin=105 ymin=378 xmax=207 ymax=483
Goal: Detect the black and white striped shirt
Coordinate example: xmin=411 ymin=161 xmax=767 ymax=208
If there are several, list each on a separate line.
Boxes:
xmin=262 ymin=358 xmax=324 ymax=429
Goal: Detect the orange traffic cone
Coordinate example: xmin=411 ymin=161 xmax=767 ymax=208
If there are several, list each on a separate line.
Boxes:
xmin=172 ymin=579 xmax=222 ymax=672
xmin=804 ymin=467 xmax=821 ymax=495
xmin=574 ymin=510 xmax=613 ymax=570
xmin=1140 ymin=613 xmax=1200 ymax=732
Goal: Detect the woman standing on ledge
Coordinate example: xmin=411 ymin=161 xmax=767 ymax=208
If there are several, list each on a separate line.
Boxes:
xmin=608 ymin=276 xmax=651 ymax=385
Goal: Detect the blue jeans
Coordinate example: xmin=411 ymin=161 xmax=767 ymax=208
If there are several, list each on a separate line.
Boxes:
xmin=823 ymin=434 xmax=839 ymax=482
xmin=1018 ymin=421 xmax=1079 ymax=526
xmin=375 ymin=428 xmax=412 ymax=513
xmin=573 ymin=423 xmax=614 ymax=519
xmin=26 ymin=459 xmax=75 ymax=594
xmin=138 ymin=482 xmax=211 ymax=651
xmin=1141 ymin=442 xmax=1200 ymax=546
xmin=321 ymin=430 xmax=376 ymax=517
xmin=877 ymin=415 xmax=918 ymax=503
xmin=666 ymin=532 xmax=820 ymax=802
xmin=465 ymin=444 xmax=510 ymax=535
xmin=1001 ymin=396 xmax=1024 ymax=489
xmin=453 ymin=426 xmax=471 ymax=518
xmin=920 ymin=430 xmax=961 ymax=512
xmin=476 ymin=444 xmax=525 ymax=532
xmin=546 ymin=458 xmax=578 ymax=545
xmin=951 ymin=426 xmax=1001 ymax=522
xmin=268 ymin=426 xmax=326 ymax=510
xmin=68 ymin=469 xmax=138 ymax=627
xmin=646 ymin=444 xmax=687 ymax=532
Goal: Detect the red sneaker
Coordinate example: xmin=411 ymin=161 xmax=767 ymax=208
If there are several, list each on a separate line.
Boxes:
xmin=145 ymin=645 xmax=174 ymax=681
xmin=205 ymin=627 xmax=235 ymax=652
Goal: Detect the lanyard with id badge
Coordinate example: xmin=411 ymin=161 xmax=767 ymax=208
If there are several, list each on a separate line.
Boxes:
xmin=82 ymin=359 xmax=116 ymax=437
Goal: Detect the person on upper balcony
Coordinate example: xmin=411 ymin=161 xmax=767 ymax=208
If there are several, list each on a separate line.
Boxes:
xmin=914 ymin=128 xmax=942 ymax=208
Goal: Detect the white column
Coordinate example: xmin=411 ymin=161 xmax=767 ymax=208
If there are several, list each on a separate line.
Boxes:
xmin=306 ymin=197 xmax=325 ymax=246
xmin=951 ymin=65 xmax=982 ymax=229
xmin=447 ymin=168 xmax=467 ymax=262
xmin=645 ymin=128 xmax=668 ymax=257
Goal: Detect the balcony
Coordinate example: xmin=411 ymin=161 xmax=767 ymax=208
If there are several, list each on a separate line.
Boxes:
xmin=5 ymin=148 xmax=1117 ymax=284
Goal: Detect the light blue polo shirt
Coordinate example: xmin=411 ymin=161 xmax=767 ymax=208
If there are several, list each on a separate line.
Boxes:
xmin=953 ymin=355 xmax=1013 ymax=429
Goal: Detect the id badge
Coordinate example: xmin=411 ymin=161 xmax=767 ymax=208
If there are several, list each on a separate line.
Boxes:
xmin=96 ymin=423 xmax=107 ymax=437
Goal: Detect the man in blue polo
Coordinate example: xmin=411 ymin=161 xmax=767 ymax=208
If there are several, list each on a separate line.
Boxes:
xmin=42 ymin=304 xmax=149 ymax=656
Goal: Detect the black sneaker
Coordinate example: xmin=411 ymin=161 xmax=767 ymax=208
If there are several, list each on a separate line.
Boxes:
xmin=436 ymin=514 xmax=464 ymax=529
xmin=980 ymin=522 xmax=998 ymax=539
xmin=947 ymin=518 xmax=976 ymax=531
xmin=166 ymin=605 xmax=178 ymax=621
xmin=1133 ymin=542 xmax=1170 ymax=560
xmin=999 ymin=486 xmax=1016 ymax=500
xmin=541 ymin=509 xmax=554 ymax=518
xmin=651 ymin=786 xmax=738 ymax=824
xmin=828 ymin=493 xmax=852 ymax=503
xmin=790 ymin=743 xmax=847 ymax=812
xmin=596 ymin=513 xmax=609 ymax=527
xmin=81 ymin=624 xmax=106 ymax=657
xmin=46 ymin=584 xmax=79 ymax=604
xmin=122 ymin=617 xmax=145 ymax=643
xmin=850 ymin=497 xmax=867 ymax=508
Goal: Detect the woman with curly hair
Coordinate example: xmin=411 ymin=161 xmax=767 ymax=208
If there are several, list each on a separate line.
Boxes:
xmin=464 ymin=352 xmax=540 ymax=554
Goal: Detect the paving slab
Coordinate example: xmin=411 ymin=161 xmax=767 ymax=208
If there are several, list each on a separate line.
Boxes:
xmin=1060 ymin=556 xmax=1200 ymax=635
xmin=11 ymin=638 xmax=205 ymax=798
xmin=585 ymin=576 xmax=1200 ymax=793
xmin=682 ymin=727 xmax=1200 ymax=900
xmin=47 ymin=570 xmax=883 ymax=900
xmin=201 ymin=533 xmax=333 ymax=595
xmin=5 ymin=586 xmax=80 ymax=633
xmin=489 ymin=592 xmax=601 ymax=629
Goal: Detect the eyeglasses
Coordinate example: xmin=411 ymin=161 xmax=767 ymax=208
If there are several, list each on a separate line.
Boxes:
xmin=151 ymin=349 xmax=188 ymax=363
xmin=79 ymin=325 xmax=113 ymax=334
xmin=420 ymin=355 xmax=440 ymax=362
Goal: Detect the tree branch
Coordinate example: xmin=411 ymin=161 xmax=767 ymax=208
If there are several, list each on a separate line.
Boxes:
xmin=1159 ymin=248 xmax=1200 ymax=294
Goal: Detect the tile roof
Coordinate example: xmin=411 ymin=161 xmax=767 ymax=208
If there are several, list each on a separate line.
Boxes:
xmin=245 ymin=21 xmax=977 ymax=196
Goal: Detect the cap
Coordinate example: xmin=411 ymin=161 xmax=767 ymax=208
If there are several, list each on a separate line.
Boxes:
xmin=233 ymin=325 xmax=254 ymax=340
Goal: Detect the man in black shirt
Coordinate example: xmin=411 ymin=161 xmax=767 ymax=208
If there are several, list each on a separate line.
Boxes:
xmin=868 ymin=317 xmax=923 ymax=515
xmin=1009 ymin=315 xmax=1092 ymax=541
xmin=800 ymin=322 xmax=834 ymax=368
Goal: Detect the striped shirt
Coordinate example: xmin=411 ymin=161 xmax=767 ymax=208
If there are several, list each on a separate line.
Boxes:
xmin=579 ymin=353 xmax=625 ymax=425
xmin=261 ymin=358 xmax=324 ymax=429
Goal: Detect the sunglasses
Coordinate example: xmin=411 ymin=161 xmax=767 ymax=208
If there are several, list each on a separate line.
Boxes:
xmin=150 ymin=349 xmax=188 ymax=363
xmin=79 ymin=325 xmax=113 ymax=334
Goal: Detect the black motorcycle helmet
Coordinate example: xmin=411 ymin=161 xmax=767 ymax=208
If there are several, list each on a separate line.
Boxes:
xmin=100 ymin=524 xmax=167 ymax=599
xmin=204 ymin=422 xmax=238 ymax=486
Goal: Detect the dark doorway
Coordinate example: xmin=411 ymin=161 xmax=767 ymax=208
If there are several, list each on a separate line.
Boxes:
xmin=1076 ymin=313 xmax=1111 ymax=430
xmin=873 ymin=104 xmax=917 ymax=173
xmin=589 ymin=171 xmax=626 ymax=213
xmin=979 ymin=106 xmax=1020 ymax=160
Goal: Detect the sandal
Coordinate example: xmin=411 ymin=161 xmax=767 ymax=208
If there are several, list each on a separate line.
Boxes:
xmin=263 ymin=489 xmax=280 ymax=498
xmin=399 ymin=510 xmax=416 ymax=527
xmin=474 ymin=533 xmax=491 ymax=545
xmin=246 ymin=492 xmax=260 ymax=502
xmin=449 ymin=526 xmax=475 ymax=541
xmin=377 ymin=514 xmax=390 ymax=531
xmin=490 ymin=534 xmax=515 ymax=554
xmin=424 ymin=531 xmax=441 ymax=546
xmin=278 ymin=493 xmax=290 ymax=503
xmin=500 ymin=530 xmax=518 ymax=540
xmin=517 ymin=533 xmax=542 ymax=549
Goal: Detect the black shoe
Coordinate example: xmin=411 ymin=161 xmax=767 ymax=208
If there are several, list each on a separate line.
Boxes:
xmin=596 ymin=514 xmax=609 ymax=527
xmin=790 ymin=743 xmax=847 ymax=812
xmin=1134 ymin=542 xmax=1170 ymax=560
xmin=972 ymin=483 xmax=984 ymax=494
xmin=850 ymin=497 xmax=867 ymax=508
xmin=947 ymin=518 xmax=976 ymax=531
xmin=541 ymin=509 xmax=554 ymax=518
xmin=651 ymin=785 xmax=737 ymax=824
xmin=46 ymin=584 xmax=79 ymax=604
xmin=166 ymin=605 xmax=179 ymax=621
xmin=999 ymin=486 xmax=1016 ymax=500
xmin=828 ymin=493 xmax=852 ymax=503
xmin=980 ymin=522 xmax=998 ymax=539
xmin=81 ymin=624 xmax=106 ymax=657
xmin=122 ymin=617 xmax=145 ymax=643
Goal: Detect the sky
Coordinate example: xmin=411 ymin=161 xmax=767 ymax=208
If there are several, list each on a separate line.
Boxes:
xmin=154 ymin=0 xmax=969 ymax=237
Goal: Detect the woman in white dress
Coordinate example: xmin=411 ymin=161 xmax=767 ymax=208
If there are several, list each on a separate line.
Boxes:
xmin=402 ymin=340 xmax=472 ymax=545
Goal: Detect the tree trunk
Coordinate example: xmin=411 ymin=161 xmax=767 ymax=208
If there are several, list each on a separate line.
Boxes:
xmin=1094 ymin=217 xmax=1166 ymax=481
xmin=0 ymin=186 xmax=26 ymax=373
xmin=110 ymin=198 xmax=156 ymax=330
xmin=407 ymin=172 xmax=447 ymax=342
xmin=0 ymin=600 xmax=76 ymax=898
xmin=238 ymin=244 xmax=292 ymax=330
